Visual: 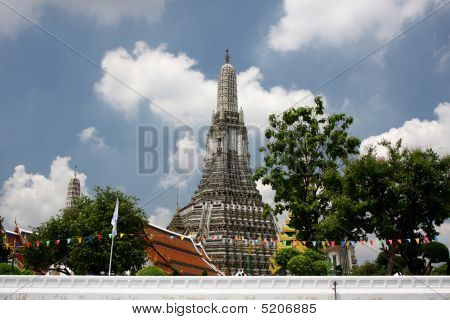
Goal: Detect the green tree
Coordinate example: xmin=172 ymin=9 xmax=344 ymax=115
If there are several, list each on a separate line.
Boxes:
xmin=286 ymin=249 xmax=331 ymax=275
xmin=351 ymin=261 xmax=386 ymax=275
xmin=254 ymin=97 xmax=360 ymax=242
xmin=274 ymin=247 xmax=301 ymax=270
xmin=24 ymin=186 xmax=148 ymax=275
xmin=422 ymin=242 xmax=449 ymax=275
xmin=0 ymin=216 xmax=11 ymax=263
xmin=334 ymin=141 xmax=450 ymax=274
xmin=136 ymin=265 xmax=166 ymax=276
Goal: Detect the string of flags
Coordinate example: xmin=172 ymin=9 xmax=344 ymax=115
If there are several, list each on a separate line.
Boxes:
xmin=1 ymin=231 xmax=446 ymax=250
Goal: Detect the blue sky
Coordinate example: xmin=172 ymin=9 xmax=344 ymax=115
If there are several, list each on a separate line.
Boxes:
xmin=0 ymin=0 xmax=449 ymax=261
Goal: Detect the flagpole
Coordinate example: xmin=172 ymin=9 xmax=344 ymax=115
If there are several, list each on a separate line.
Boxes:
xmin=108 ymin=234 xmax=114 ymax=276
xmin=108 ymin=198 xmax=119 ymax=276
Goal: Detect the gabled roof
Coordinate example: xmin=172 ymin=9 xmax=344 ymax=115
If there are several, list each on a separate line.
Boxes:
xmin=144 ymin=223 xmax=223 ymax=276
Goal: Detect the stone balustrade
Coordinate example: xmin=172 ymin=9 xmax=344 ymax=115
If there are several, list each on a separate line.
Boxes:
xmin=1 ymin=275 xmax=449 ymax=300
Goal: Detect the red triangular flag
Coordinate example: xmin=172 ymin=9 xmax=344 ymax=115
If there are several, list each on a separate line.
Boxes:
xmin=369 ymin=240 xmax=374 ymax=246
xmin=26 ymin=242 xmax=30 ymax=248
xmin=397 ymin=239 xmax=402 ymax=244
xmin=97 ymin=234 xmax=102 ymax=241
xmin=55 ymin=239 xmax=60 ymax=245
xmin=388 ymin=239 xmax=393 ymax=245
xmin=36 ymin=240 xmax=40 ymax=247
xmin=301 ymin=241 xmax=306 ymax=245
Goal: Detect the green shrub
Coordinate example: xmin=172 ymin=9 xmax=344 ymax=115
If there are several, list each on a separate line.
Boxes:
xmin=136 ymin=265 xmax=166 ymax=276
xmin=286 ymin=249 xmax=331 ymax=275
xmin=0 ymin=263 xmax=22 ymax=275
xmin=274 ymin=247 xmax=301 ymax=270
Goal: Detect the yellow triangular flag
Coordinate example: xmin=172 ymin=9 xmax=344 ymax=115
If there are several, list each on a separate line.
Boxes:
xmin=415 ymin=238 xmax=420 ymax=244
xmin=77 ymin=237 xmax=82 ymax=243
xmin=181 ymin=236 xmax=185 ymax=240
xmin=120 ymin=233 xmax=125 ymax=238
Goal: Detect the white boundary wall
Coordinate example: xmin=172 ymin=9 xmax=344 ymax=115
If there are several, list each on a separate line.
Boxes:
xmin=1 ymin=275 xmax=449 ymax=299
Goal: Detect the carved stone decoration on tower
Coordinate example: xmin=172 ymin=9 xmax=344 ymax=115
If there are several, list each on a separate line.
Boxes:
xmin=65 ymin=166 xmax=81 ymax=209
xmin=167 ymin=51 xmax=278 ymax=275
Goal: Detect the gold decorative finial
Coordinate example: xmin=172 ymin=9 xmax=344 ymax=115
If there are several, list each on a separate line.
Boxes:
xmin=225 ymin=49 xmax=230 ymax=64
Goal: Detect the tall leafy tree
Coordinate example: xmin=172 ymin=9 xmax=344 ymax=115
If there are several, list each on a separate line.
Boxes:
xmin=0 ymin=216 xmax=11 ymax=263
xmin=254 ymin=97 xmax=360 ymax=242
xmin=334 ymin=141 xmax=450 ymax=274
xmin=24 ymin=186 xmax=149 ymax=275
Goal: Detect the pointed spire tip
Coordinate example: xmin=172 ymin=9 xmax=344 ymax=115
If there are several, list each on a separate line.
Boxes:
xmin=225 ymin=49 xmax=230 ymax=64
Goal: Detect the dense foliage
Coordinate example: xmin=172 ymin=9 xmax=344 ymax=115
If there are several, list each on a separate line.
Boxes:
xmin=286 ymin=249 xmax=331 ymax=275
xmin=274 ymin=247 xmax=301 ymax=270
xmin=254 ymin=97 xmax=360 ymax=242
xmin=24 ymin=186 xmax=149 ymax=275
xmin=0 ymin=216 xmax=10 ymax=263
xmin=0 ymin=263 xmax=32 ymax=275
xmin=331 ymin=142 xmax=450 ymax=274
xmin=136 ymin=265 xmax=166 ymax=276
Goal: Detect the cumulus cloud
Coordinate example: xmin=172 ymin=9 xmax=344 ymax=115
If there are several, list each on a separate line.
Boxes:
xmin=268 ymin=0 xmax=442 ymax=52
xmin=78 ymin=126 xmax=108 ymax=149
xmin=0 ymin=156 xmax=87 ymax=230
xmin=0 ymin=0 xmax=166 ymax=38
xmin=95 ymin=42 xmax=315 ymax=126
xmin=159 ymin=131 xmax=205 ymax=189
xmin=148 ymin=206 xmax=172 ymax=228
xmin=360 ymin=102 xmax=450 ymax=157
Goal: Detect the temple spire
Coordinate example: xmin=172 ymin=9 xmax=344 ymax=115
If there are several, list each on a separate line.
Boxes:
xmin=225 ymin=49 xmax=230 ymax=64
xmin=217 ymin=49 xmax=238 ymax=113
xmin=65 ymin=166 xmax=81 ymax=209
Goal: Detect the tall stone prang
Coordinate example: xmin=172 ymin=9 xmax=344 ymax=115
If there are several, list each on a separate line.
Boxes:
xmin=167 ymin=50 xmax=278 ymax=275
xmin=65 ymin=166 xmax=81 ymax=209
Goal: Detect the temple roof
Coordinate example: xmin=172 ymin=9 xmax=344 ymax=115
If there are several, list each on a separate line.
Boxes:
xmin=144 ymin=223 xmax=223 ymax=276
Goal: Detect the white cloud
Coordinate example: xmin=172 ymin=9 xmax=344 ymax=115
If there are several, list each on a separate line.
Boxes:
xmin=268 ymin=0 xmax=441 ymax=52
xmin=95 ymin=42 xmax=315 ymax=126
xmin=434 ymin=39 xmax=450 ymax=73
xmin=159 ymin=131 xmax=205 ymax=189
xmin=0 ymin=0 xmax=166 ymax=38
xmin=78 ymin=126 xmax=108 ymax=149
xmin=360 ymin=102 xmax=450 ymax=157
xmin=0 ymin=156 xmax=87 ymax=230
xmin=148 ymin=206 xmax=172 ymax=228
xmin=256 ymin=179 xmax=275 ymax=207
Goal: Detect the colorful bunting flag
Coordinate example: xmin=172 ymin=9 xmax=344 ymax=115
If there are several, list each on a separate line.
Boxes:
xmin=415 ymin=238 xmax=420 ymax=244
xmin=331 ymin=241 xmax=335 ymax=247
xmin=312 ymin=241 xmax=317 ymax=247
xmin=46 ymin=240 xmax=50 ymax=246
xmin=36 ymin=240 xmax=40 ymax=247
xmin=55 ymin=240 xmax=60 ymax=245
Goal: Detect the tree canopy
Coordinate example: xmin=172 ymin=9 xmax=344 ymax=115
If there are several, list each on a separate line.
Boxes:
xmin=331 ymin=141 xmax=450 ymax=274
xmin=286 ymin=249 xmax=331 ymax=275
xmin=0 ymin=216 xmax=10 ymax=263
xmin=254 ymin=97 xmax=360 ymax=242
xmin=24 ymin=186 xmax=149 ymax=275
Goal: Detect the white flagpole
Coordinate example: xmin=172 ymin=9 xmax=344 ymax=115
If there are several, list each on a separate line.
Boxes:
xmin=108 ymin=198 xmax=119 ymax=276
xmin=108 ymin=234 xmax=115 ymax=276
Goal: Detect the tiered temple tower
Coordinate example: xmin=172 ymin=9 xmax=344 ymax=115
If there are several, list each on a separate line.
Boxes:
xmin=167 ymin=51 xmax=278 ymax=275
xmin=65 ymin=166 xmax=81 ymax=209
